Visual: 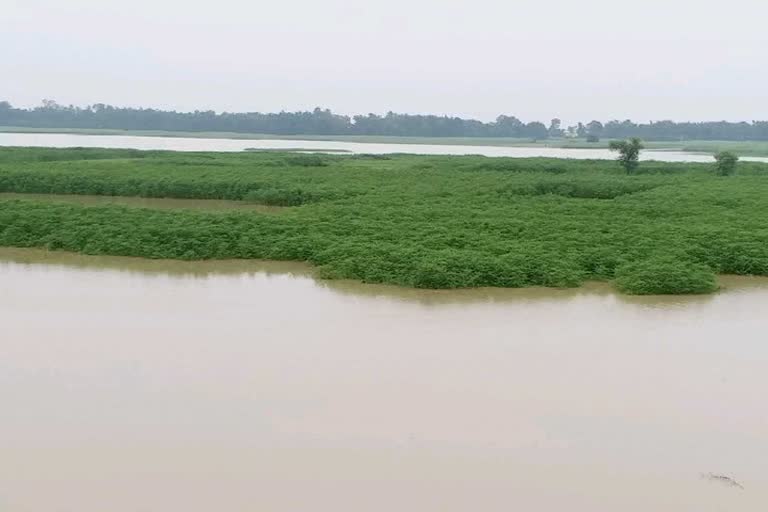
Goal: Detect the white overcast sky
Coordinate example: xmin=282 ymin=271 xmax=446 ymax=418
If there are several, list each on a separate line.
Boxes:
xmin=2 ymin=0 xmax=767 ymax=123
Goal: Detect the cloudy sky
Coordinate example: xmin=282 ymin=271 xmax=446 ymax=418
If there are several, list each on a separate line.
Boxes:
xmin=3 ymin=0 xmax=767 ymax=123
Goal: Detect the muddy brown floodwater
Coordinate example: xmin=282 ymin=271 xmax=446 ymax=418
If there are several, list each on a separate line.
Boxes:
xmin=1 ymin=248 xmax=767 ymax=512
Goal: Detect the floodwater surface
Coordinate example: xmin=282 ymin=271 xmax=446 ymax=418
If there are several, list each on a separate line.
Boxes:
xmin=1 ymin=248 xmax=767 ymax=512
xmin=3 ymin=132 xmax=768 ymax=162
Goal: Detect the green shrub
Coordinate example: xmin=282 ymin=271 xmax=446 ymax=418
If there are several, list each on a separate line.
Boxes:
xmin=499 ymin=178 xmax=659 ymax=199
xmin=615 ymin=258 xmax=718 ymax=295
xmin=243 ymin=188 xmax=311 ymax=206
xmin=284 ymin=155 xmax=328 ymax=167
xmin=609 ymin=138 xmax=644 ymax=174
xmin=714 ymin=151 xmax=739 ymax=176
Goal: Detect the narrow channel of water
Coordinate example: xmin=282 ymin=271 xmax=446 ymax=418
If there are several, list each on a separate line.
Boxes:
xmin=2 ymin=132 xmax=767 ymax=162
xmin=1 ymin=248 xmax=767 ymax=512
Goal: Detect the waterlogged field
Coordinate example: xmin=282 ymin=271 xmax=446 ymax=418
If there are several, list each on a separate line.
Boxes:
xmin=0 ymin=147 xmax=767 ymax=294
xmin=4 ymin=126 xmax=768 ymax=157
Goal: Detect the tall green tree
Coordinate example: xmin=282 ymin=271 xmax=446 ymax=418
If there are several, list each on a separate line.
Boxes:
xmin=609 ymin=138 xmax=644 ymax=174
xmin=714 ymin=151 xmax=739 ymax=176
xmin=548 ymin=118 xmax=563 ymax=137
xmin=586 ymin=120 xmax=604 ymax=137
xmin=3 ymin=99 xmax=768 ymax=140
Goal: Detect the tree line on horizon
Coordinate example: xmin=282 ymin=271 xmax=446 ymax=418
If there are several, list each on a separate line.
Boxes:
xmin=2 ymin=100 xmax=768 ymax=141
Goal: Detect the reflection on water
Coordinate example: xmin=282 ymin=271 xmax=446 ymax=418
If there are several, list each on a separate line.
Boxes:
xmin=2 ymin=132 xmax=768 ymax=162
xmin=0 ymin=193 xmax=284 ymax=212
xmin=1 ymin=247 xmax=768 ymax=512
xmin=0 ymin=246 xmax=311 ymax=279
xmin=2 ymin=247 xmax=763 ymax=306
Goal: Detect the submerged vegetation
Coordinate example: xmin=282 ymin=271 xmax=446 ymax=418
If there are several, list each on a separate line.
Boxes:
xmin=0 ymin=147 xmax=767 ymax=294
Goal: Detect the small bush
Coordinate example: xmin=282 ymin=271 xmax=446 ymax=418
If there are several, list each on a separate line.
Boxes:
xmin=615 ymin=258 xmax=718 ymax=295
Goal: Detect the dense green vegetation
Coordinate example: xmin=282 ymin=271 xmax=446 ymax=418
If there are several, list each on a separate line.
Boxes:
xmin=615 ymin=258 xmax=718 ymax=295
xmin=3 ymin=100 xmax=768 ymax=141
xmin=0 ymin=146 xmax=164 ymax=163
xmin=0 ymin=147 xmax=767 ymax=294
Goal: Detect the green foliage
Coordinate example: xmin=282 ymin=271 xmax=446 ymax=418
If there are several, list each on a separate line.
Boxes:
xmin=615 ymin=258 xmax=718 ymax=295
xmin=498 ymin=177 xmax=660 ymax=199
xmin=0 ymin=146 xmax=162 ymax=163
xmin=609 ymin=138 xmax=645 ymax=174
xmin=5 ymin=100 xmax=768 ymax=141
xmin=714 ymin=151 xmax=739 ymax=176
xmin=243 ymin=188 xmax=312 ymax=206
xmin=351 ymin=154 xmax=393 ymax=160
xmin=1 ymin=148 xmax=768 ymax=294
xmin=284 ymin=155 xmax=329 ymax=167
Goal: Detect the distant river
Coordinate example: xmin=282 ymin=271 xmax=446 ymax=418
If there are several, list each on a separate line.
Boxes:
xmin=2 ymin=247 xmax=767 ymax=512
xmin=2 ymin=132 xmax=768 ymax=162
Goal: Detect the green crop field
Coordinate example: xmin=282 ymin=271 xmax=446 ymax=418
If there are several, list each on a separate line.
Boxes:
xmin=1 ymin=147 xmax=767 ymax=294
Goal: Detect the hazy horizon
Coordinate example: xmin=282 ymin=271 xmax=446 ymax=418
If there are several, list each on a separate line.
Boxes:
xmin=3 ymin=0 xmax=767 ymax=125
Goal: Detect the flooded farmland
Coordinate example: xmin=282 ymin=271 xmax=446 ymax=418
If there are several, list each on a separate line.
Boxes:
xmin=1 ymin=248 xmax=767 ymax=512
